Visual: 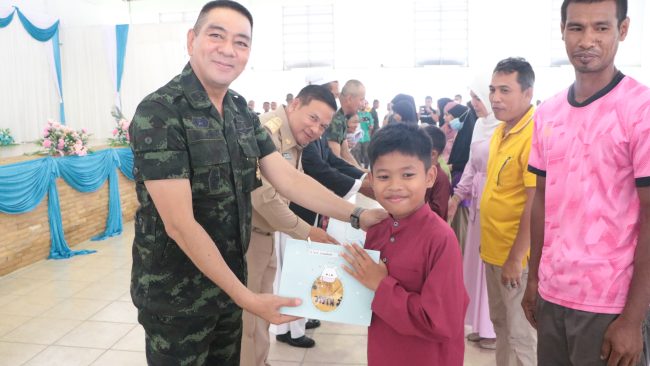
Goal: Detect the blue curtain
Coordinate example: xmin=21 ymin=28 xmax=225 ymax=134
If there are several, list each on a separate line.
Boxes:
xmin=0 ymin=148 xmax=136 ymax=260
xmin=116 ymin=24 xmax=129 ymax=96
xmin=57 ymin=149 xmax=123 ymax=241
xmin=47 ymin=176 xmax=96 ymax=259
xmin=53 ymin=29 xmax=65 ymax=123
xmin=115 ymin=148 xmax=134 ymax=180
xmin=0 ymin=157 xmax=95 ymax=259
xmin=11 ymin=7 xmax=65 ymax=123
xmin=0 ymin=157 xmax=56 ymax=213
xmin=15 ymin=8 xmax=59 ymax=41
xmin=0 ymin=8 xmax=14 ymax=28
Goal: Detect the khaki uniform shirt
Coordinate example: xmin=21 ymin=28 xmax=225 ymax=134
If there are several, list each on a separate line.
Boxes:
xmin=129 ymin=63 xmax=277 ymax=316
xmin=251 ymin=107 xmax=312 ymax=239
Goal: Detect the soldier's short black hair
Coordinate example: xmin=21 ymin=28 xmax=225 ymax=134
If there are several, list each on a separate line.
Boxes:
xmin=421 ymin=125 xmax=446 ymax=155
xmin=368 ymin=123 xmax=432 ymax=172
xmin=295 ymin=85 xmax=338 ymax=112
xmin=193 ymin=1 xmax=253 ymax=33
xmin=561 ymin=0 xmax=627 ymax=26
xmin=493 ymin=57 xmax=535 ymax=91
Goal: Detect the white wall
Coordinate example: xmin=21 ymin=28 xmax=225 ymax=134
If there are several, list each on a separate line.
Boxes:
xmin=0 ymin=0 xmax=648 ymax=145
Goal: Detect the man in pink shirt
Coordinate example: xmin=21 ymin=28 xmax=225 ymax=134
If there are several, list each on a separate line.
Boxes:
xmin=522 ymin=0 xmax=650 ymax=365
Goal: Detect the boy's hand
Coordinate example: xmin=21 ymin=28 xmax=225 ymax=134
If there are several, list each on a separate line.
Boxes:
xmin=341 ymin=243 xmax=387 ymax=291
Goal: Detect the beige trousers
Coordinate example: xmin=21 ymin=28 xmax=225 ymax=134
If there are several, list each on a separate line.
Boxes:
xmin=485 ymin=262 xmax=537 ymax=366
xmin=240 ymin=230 xmax=277 ymax=366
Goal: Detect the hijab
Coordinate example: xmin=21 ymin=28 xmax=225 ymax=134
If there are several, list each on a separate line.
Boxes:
xmin=469 ymin=73 xmax=501 ymax=145
xmin=447 ymin=103 xmax=477 ymax=173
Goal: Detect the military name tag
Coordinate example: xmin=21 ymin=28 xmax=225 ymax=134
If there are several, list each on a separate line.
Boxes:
xmin=282 ymin=152 xmax=293 ymax=160
xmin=191 ymin=117 xmax=209 ymax=128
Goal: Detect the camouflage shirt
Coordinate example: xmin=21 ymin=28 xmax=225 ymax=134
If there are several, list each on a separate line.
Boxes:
xmin=129 ymin=63 xmax=277 ymax=316
xmin=324 ymin=108 xmax=347 ymax=144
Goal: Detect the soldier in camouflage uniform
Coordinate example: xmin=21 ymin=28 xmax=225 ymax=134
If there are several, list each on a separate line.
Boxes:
xmin=129 ymin=2 xmax=386 ymax=365
xmin=323 ymin=79 xmax=367 ymax=170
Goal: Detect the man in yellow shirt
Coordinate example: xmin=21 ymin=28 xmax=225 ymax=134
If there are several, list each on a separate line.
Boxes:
xmin=480 ymin=57 xmax=537 ymax=366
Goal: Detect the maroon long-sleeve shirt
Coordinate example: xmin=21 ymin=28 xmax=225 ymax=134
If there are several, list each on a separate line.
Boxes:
xmin=365 ymin=204 xmax=468 ymax=366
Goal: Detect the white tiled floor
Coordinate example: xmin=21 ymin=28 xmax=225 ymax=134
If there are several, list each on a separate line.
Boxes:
xmin=0 ymin=223 xmax=496 ymax=365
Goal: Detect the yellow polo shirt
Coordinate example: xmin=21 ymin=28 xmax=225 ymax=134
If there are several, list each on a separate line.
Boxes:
xmin=480 ymin=106 xmax=536 ymax=266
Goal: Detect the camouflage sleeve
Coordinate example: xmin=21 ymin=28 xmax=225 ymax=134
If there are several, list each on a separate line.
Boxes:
xmin=252 ymin=111 xmax=277 ymax=158
xmin=324 ymin=113 xmax=346 ymax=144
xmin=129 ymin=100 xmax=190 ymax=182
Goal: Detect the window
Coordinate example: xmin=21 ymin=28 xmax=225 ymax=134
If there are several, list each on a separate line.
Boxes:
xmin=549 ymin=0 xmax=643 ymax=66
xmin=549 ymin=0 xmax=567 ymax=66
xmin=414 ymin=0 xmax=469 ymax=66
xmin=282 ymin=5 xmax=335 ymax=70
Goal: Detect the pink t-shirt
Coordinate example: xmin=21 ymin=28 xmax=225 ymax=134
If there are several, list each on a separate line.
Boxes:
xmin=528 ymin=74 xmax=650 ymax=314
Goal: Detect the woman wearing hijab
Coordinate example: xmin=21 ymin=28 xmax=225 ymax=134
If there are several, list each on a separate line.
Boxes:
xmin=445 ymin=101 xmax=476 ymax=181
xmin=442 ymin=100 xmax=476 ymax=261
xmin=448 ymin=74 xmax=501 ymax=350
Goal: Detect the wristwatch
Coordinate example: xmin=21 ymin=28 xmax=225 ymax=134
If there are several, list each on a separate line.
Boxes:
xmin=350 ymin=207 xmax=366 ymax=229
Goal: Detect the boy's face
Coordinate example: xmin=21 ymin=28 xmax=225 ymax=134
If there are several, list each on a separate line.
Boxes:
xmin=370 ymin=152 xmax=435 ymax=220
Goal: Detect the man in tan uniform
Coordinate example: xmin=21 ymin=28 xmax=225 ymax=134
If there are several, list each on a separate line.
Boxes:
xmin=241 ymin=85 xmax=339 ymax=366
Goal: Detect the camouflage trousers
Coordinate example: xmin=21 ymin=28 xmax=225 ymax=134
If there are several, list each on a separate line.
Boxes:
xmin=138 ymin=308 xmax=243 ymax=366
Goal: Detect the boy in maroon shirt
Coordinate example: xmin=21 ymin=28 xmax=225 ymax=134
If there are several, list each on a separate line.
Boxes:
xmin=342 ymin=123 xmax=468 ymax=366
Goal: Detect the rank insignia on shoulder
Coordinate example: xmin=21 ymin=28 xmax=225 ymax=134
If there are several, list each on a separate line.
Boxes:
xmin=263 ymin=117 xmax=283 ymax=135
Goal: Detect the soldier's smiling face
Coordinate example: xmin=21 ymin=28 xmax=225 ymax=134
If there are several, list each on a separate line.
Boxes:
xmin=187 ymin=7 xmax=252 ymax=93
xmin=287 ymin=99 xmax=334 ymax=146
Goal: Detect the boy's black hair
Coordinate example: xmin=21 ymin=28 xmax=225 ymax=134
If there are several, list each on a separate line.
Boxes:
xmin=421 ymin=125 xmax=446 ymax=155
xmin=295 ymin=85 xmax=337 ymax=111
xmin=194 ymin=0 xmax=253 ymax=33
xmin=368 ymin=123 xmax=432 ymax=171
xmin=561 ymin=0 xmax=627 ymax=26
xmin=493 ymin=57 xmax=535 ymax=91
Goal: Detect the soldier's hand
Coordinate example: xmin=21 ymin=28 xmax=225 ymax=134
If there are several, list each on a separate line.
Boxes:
xmin=248 ymin=293 xmax=303 ymax=325
xmin=308 ymin=227 xmax=340 ymax=245
xmin=359 ymin=208 xmax=388 ymax=231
